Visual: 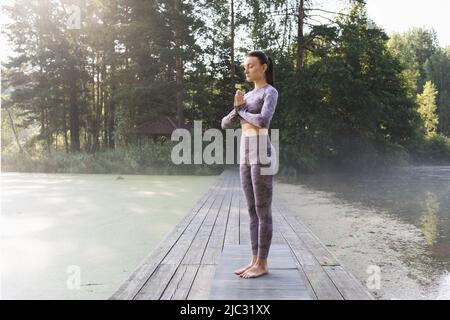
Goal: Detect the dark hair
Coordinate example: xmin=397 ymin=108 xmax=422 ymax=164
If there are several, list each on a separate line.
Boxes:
xmin=246 ymin=50 xmax=274 ymax=87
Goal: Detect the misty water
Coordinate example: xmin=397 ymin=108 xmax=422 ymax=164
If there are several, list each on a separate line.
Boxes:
xmin=0 ymin=172 xmax=216 ymax=299
xmin=278 ymin=165 xmax=450 ymax=299
xmin=2 ymin=166 xmax=450 ymax=299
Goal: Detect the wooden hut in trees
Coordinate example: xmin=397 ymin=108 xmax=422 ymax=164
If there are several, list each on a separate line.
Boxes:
xmin=133 ymin=116 xmax=193 ymax=145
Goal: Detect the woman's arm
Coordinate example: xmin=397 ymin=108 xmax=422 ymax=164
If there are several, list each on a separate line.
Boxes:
xmin=235 ymin=88 xmax=278 ymax=128
xmin=221 ymin=107 xmax=239 ymax=129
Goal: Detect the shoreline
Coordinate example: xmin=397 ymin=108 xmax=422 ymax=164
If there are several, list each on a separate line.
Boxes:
xmin=275 ymin=180 xmax=448 ymax=300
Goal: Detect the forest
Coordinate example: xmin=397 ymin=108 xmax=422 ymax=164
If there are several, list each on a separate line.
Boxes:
xmin=2 ymin=0 xmax=450 ymax=174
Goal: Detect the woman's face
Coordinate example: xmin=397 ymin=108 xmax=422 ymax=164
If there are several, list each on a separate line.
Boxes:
xmin=242 ymin=56 xmax=267 ymax=82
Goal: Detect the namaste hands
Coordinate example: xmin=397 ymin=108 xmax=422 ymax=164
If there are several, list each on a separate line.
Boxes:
xmin=234 ymin=89 xmax=246 ymax=108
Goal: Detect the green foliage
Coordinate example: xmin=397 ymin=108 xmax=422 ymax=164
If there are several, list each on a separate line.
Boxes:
xmin=417 ymin=81 xmax=439 ymax=136
xmin=387 ymin=27 xmax=438 ymax=93
xmin=1 ymin=141 xmax=223 ymax=175
xmin=2 ymin=0 xmax=450 ymax=175
xmin=275 ymin=2 xmax=424 ymax=172
xmin=406 ymin=134 xmax=450 ymax=164
xmin=424 ymin=48 xmax=450 ymax=135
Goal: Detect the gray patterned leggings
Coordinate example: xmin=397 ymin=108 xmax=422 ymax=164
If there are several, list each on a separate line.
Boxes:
xmin=239 ymin=134 xmax=274 ymax=260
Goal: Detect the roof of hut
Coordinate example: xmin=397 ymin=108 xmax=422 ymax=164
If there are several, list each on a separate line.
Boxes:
xmin=133 ymin=116 xmax=193 ymax=135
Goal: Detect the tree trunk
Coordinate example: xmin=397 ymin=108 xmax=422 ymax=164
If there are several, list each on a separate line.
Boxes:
xmin=296 ymin=0 xmax=305 ymax=70
xmin=6 ymin=107 xmax=27 ymax=156
xmin=92 ymin=53 xmax=102 ymax=153
xmin=174 ymin=0 xmax=184 ymax=126
xmin=63 ymin=106 xmax=69 ymax=153
xmin=69 ymin=65 xmax=80 ymax=152
xmin=108 ymin=44 xmax=116 ymax=149
xmin=44 ymin=107 xmax=52 ymax=153
xmin=102 ymin=62 xmax=107 ymax=149
xmin=230 ymin=0 xmax=235 ymax=79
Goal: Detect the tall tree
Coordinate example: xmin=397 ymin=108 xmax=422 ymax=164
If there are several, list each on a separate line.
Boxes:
xmin=387 ymin=27 xmax=438 ymax=93
xmin=417 ymin=81 xmax=439 ymax=137
xmin=424 ymin=48 xmax=450 ymax=135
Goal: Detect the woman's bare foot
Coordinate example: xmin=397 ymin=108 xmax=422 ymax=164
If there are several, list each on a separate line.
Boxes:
xmin=240 ymin=263 xmax=269 ymax=278
xmin=234 ymin=257 xmax=257 ymax=275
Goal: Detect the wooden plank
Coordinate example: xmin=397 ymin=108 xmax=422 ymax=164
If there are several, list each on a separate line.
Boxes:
xmin=160 ymin=264 xmax=198 ymax=300
xmin=274 ymin=198 xmax=340 ymax=266
xmin=300 ymin=265 xmax=344 ymax=300
xmin=324 ymin=265 xmax=374 ymax=300
xmin=110 ymin=170 xmax=229 ymax=300
xmin=272 ymin=193 xmax=374 ymax=300
xmin=132 ymin=264 xmax=178 ymax=300
xmin=189 ymin=171 xmax=240 ymax=300
xmin=271 ymin=202 xmax=342 ymax=300
xmin=294 ymin=264 xmax=318 ymax=300
xmin=177 ymin=171 xmax=232 ymax=265
xmin=224 ymin=169 xmax=240 ymax=245
xmin=211 ymin=288 xmax=310 ymax=300
xmin=200 ymin=170 xmax=236 ymax=265
xmin=164 ymin=172 xmax=236 ymax=300
xmin=209 ymin=244 xmax=313 ymax=300
xmin=274 ymin=196 xmax=374 ymax=299
xmin=187 ymin=265 xmax=217 ymax=300
xmin=135 ymin=171 xmax=233 ymax=299
xmin=160 ymin=170 xmax=231 ymax=266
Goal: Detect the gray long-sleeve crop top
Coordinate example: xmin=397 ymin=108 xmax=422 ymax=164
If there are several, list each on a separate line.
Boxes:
xmin=221 ymin=83 xmax=278 ymax=129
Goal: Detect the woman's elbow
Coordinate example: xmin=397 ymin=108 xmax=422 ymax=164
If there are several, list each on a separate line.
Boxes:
xmin=221 ymin=119 xmax=231 ymax=129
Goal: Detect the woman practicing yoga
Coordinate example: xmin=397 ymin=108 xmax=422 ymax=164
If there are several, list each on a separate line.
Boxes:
xmin=221 ymin=50 xmax=279 ymax=279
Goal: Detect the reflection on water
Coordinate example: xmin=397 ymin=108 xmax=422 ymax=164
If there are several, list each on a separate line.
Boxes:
xmin=278 ymin=165 xmax=450 ymax=298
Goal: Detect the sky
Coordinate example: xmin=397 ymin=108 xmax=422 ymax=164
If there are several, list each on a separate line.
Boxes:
xmin=313 ymin=0 xmax=450 ymax=47
xmin=366 ymin=0 xmax=450 ymax=47
xmin=1 ymin=0 xmax=450 ymax=63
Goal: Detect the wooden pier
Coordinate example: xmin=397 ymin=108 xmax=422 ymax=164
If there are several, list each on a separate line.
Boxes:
xmin=110 ymin=169 xmax=374 ymax=300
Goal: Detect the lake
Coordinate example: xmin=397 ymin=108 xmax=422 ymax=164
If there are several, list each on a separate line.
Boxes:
xmin=3 ymin=166 xmax=449 ymax=299
xmin=0 ymin=173 xmax=216 ymax=299
xmin=277 ymin=165 xmax=450 ymax=299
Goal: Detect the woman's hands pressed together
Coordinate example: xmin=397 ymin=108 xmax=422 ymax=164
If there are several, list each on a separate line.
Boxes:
xmin=234 ymin=89 xmax=246 ymax=108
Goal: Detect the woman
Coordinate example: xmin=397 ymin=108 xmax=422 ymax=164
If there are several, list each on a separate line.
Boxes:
xmin=221 ymin=51 xmax=279 ymax=279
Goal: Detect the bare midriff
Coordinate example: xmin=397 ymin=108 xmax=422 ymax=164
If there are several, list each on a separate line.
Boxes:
xmin=240 ymin=120 xmax=269 ymax=136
